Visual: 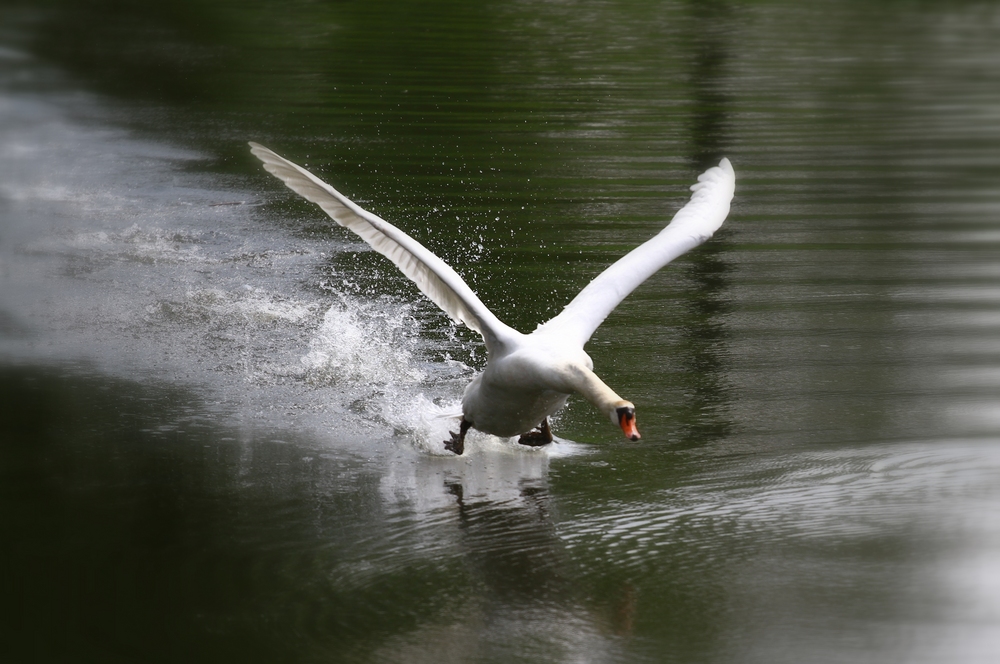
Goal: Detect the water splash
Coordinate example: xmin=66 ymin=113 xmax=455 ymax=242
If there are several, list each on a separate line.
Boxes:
xmin=301 ymin=296 xmax=426 ymax=387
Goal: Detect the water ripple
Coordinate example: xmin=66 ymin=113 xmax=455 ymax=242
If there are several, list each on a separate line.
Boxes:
xmin=559 ymin=439 xmax=1000 ymax=577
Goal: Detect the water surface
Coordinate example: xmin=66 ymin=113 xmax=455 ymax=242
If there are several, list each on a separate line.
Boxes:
xmin=2 ymin=1 xmax=999 ymax=662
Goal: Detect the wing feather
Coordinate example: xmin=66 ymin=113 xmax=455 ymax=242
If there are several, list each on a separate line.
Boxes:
xmin=249 ymin=142 xmax=516 ymax=353
xmin=535 ymin=158 xmax=735 ymax=346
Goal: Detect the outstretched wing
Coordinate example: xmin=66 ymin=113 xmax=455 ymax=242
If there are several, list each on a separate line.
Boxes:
xmin=534 ymin=158 xmax=735 ymax=347
xmin=250 ymin=142 xmax=517 ymax=354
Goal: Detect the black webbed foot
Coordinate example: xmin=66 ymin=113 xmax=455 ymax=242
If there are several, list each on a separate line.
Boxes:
xmin=444 ymin=419 xmax=472 ymax=455
xmin=517 ymin=418 xmax=553 ymax=447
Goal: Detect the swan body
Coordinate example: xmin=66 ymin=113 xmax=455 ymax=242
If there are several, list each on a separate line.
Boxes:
xmin=250 ymin=142 xmax=735 ymax=453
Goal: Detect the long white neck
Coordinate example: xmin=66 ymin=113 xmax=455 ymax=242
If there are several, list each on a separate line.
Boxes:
xmin=570 ymin=365 xmax=628 ymax=416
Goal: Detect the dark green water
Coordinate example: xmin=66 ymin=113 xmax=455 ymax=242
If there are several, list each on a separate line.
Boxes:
xmin=2 ymin=1 xmax=999 ymax=662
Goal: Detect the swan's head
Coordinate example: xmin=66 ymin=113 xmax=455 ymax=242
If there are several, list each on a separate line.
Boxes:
xmin=612 ymin=401 xmax=640 ymax=441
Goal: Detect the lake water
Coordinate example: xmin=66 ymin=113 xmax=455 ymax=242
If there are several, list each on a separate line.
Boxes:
xmin=2 ymin=1 xmax=999 ymax=662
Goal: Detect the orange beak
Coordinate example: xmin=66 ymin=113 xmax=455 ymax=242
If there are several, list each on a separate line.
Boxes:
xmin=618 ymin=408 xmax=640 ymax=441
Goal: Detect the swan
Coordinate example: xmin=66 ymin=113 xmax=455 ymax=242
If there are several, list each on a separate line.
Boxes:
xmin=250 ymin=142 xmax=735 ymax=454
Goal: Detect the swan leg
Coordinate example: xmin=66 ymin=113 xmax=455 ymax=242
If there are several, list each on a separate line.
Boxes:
xmin=444 ymin=418 xmax=472 ymax=455
xmin=517 ymin=418 xmax=553 ymax=447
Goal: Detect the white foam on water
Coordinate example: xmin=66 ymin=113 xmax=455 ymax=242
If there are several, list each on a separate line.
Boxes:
xmin=175 ymin=287 xmax=321 ymax=326
xmin=301 ymin=297 xmax=427 ymax=387
xmin=25 ymin=223 xmax=212 ymax=266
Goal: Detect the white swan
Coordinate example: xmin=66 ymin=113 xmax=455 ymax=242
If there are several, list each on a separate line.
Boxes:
xmin=250 ymin=142 xmax=735 ymax=454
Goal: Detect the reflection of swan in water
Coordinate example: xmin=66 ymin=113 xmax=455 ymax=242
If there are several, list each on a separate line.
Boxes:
xmin=374 ymin=447 xmax=638 ymax=660
xmin=251 ymin=143 xmax=735 ymax=454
